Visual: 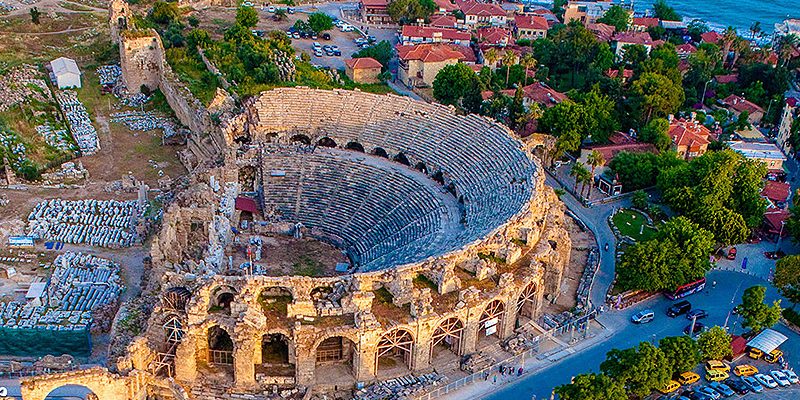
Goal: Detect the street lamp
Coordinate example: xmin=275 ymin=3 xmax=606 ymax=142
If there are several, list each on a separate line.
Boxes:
xmin=775 ymin=220 xmax=785 ymax=252
xmin=700 ymin=79 xmax=713 ymax=108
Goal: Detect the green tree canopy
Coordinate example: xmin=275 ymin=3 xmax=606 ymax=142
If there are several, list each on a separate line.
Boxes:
xmin=387 ymin=0 xmax=436 ymax=24
xmin=639 ymin=118 xmax=672 ymax=152
xmin=235 ymin=6 xmax=259 ymax=28
xmin=659 ymin=336 xmax=701 ymax=376
xmin=308 ymin=12 xmax=333 ymax=33
xmin=601 ymin=342 xmax=671 ymax=397
xmin=738 ymin=285 xmax=782 ymax=333
xmin=597 ymin=5 xmax=630 ymax=32
xmin=654 ymin=0 xmax=681 ymax=21
xmin=432 ymin=63 xmax=483 ymax=113
xmin=697 ymin=326 xmax=733 ymax=361
xmin=554 ymin=373 xmax=627 ymax=400
xmin=352 ymin=40 xmax=393 ymax=70
xmin=631 ymin=72 xmax=685 ymax=123
xmin=150 ymin=1 xmax=181 ymax=25
xmin=775 ymin=255 xmax=800 ymax=307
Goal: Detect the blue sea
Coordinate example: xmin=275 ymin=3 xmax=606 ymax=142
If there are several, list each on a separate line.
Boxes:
xmin=634 ymin=0 xmax=798 ymax=35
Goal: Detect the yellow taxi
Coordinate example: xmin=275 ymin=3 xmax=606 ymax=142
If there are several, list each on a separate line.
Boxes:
xmin=705 ymin=369 xmax=729 ymax=382
xmin=733 ymin=364 xmax=758 ymax=377
xmin=678 ymin=371 xmax=700 ymax=385
xmin=765 ymin=349 xmax=783 ymax=363
xmin=748 ymin=348 xmax=763 ymax=359
xmin=657 ymin=380 xmax=681 ymax=394
xmin=705 ymin=360 xmax=730 ymax=373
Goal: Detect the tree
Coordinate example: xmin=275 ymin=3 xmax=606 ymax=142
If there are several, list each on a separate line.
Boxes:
xmin=697 ymin=326 xmax=733 ymax=361
xmin=639 ymin=118 xmax=672 ymax=152
xmin=308 ymin=12 xmax=333 ymax=33
xmin=689 ymin=205 xmax=750 ymax=246
xmin=519 ymin=53 xmax=537 ymax=86
xmin=29 ymin=7 xmax=41 ymax=24
xmin=187 ymin=15 xmax=200 ymax=27
xmin=235 ymin=6 xmax=259 ymax=28
xmin=502 ymin=50 xmax=516 ymax=86
xmin=150 ymin=1 xmax=180 ymax=25
xmin=586 ymin=150 xmax=605 ymax=196
xmin=484 ymin=48 xmax=499 ymax=69
xmin=738 ymin=285 xmax=782 ymax=333
xmin=749 ymin=21 xmax=762 ymax=40
xmin=631 ymin=72 xmax=685 ymax=123
xmin=554 ymin=373 xmax=626 ymax=400
xmin=601 ymin=342 xmax=670 ymax=398
xmin=352 ymin=40 xmax=393 ymax=70
xmin=775 ymin=255 xmax=800 ymax=308
xmin=570 ymin=162 xmax=589 ymax=195
xmin=540 ymin=100 xmax=586 ymax=154
xmin=608 ymin=152 xmax=660 ymax=191
xmin=597 ymin=5 xmax=630 ymax=32
xmin=632 ymin=190 xmax=649 ymax=210
xmin=432 ymin=63 xmax=482 ymax=113
xmin=387 ymin=0 xmax=436 ymax=24
xmin=274 ymin=8 xmax=287 ymax=21
xmin=653 ymin=0 xmax=680 ymax=21
xmin=659 ymin=336 xmax=700 ymax=375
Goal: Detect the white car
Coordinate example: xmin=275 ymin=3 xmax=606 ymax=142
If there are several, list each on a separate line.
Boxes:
xmin=697 ymin=386 xmax=721 ymax=399
xmin=242 ymin=1 xmax=253 ymax=6
xmin=267 ymin=5 xmax=276 ymax=12
xmin=782 ymin=369 xmax=799 ymax=384
xmin=755 ymin=373 xmax=779 ymax=389
xmin=770 ymin=370 xmax=792 ymax=387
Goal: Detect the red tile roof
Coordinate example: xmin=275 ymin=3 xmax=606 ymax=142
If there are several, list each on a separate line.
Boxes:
xmin=433 ymin=0 xmax=458 ymax=12
xmin=762 ymin=181 xmax=791 ymax=203
xmin=632 ymin=17 xmax=660 ymax=28
xmin=587 ymin=142 xmax=657 ymax=166
xmin=605 ymin=68 xmax=633 ymax=79
xmin=764 ymin=207 xmax=790 ymax=233
xmin=401 ymin=25 xmax=471 ymax=42
xmin=396 ymin=43 xmax=470 ymax=63
xmin=345 ymin=57 xmax=383 ymax=69
xmin=477 ymin=27 xmax=511 ymax=45
xmin=429 ymin=14 xmax=458 ymax=28
xmin=514 ymin=14 xmax=548 ymax=30
xmin=480 ymin=82 xmax=567 ymax=108
xmin=721 ymin=94 xmax=765 ymax=115
xmin=360 ymin=0 xmax=388 ymax=7
xmin=701 ymin=31 xmax=722 ymax=44
xmin=460 ymin=1 xmax=505 ymax=17
xmin=675 ymin=43 xmax=697 ymax=55
xmin=612 ymin=31 xmax=662 ymax=46
xmin=670 ymin=118 xmax=711 ymax=150
xmin=587 ymin=23 xmax=616 ymax=42
xmin=608 ymin=131 xmax=637 ymax=145
xmin=714 ymin=73 xmax=738 ymax=84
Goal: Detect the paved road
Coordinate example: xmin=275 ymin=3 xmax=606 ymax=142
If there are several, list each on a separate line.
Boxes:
xmin=483 ymin=269 xmax=797 ymax=400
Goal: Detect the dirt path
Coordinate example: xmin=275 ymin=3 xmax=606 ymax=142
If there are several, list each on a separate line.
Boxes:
xmin=0 ymin=25 xmax=95 ymax=35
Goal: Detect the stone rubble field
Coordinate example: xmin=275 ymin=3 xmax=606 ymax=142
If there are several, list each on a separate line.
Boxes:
xmin=54 ymin=90 xmax=99 ymax=155
xmin=26 ymin=198 xmax=143 ymax=247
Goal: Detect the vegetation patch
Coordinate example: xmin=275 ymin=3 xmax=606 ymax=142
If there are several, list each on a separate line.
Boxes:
xmin=612 ymin=209 xmax=657 ymax=242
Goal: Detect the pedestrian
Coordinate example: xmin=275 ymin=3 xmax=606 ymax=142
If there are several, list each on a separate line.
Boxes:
xmin=518 ymin=367 xmax=523 ymax=376
xmin=493 ymin=374 xmax=497 ymax=384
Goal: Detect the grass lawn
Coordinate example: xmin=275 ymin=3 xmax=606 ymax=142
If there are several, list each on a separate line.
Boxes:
xmin=612 ymin=209 xmax=657 ymax=242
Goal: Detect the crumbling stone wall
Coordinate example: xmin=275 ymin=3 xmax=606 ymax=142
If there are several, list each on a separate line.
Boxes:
xmin=20 ymin=367 xmax=143 ymax=400
xmin=120 ymin=32 xmax=163 ymax=93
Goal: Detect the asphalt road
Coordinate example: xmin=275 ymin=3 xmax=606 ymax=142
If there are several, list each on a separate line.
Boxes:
xmin=483 ymin=269 xmax=796 ymax=400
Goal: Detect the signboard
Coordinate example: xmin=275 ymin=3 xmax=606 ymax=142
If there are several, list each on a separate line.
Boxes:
xmin=485 ymin=325 xmax=497 ymax=336
xmin=484 ymin=317 xmax=498 ymax=328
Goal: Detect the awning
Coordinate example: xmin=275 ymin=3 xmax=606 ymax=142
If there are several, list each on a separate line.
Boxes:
xmin=235 ymin=197 xmax=258 ymax=213
xmin=747 ymin=328 xmax=788 ymax=353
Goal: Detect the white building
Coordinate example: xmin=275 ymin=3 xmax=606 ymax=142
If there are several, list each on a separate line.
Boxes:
xmin=50 ymin=57 xmax=82 ymax=89
xmin=776 ymin=98 xmax=799 ymax=154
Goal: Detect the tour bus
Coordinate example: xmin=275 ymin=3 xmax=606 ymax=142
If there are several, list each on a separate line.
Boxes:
xmin=665 ymin=277 xmax=706 ymax=300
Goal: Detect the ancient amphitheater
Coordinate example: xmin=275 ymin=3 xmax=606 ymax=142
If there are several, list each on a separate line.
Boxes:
xmin=17 ymin=9 xmax=572 ymax=398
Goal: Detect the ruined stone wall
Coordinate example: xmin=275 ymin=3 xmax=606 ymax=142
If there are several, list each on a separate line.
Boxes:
xmin=120 ymin=32 xmax=163 ymax=92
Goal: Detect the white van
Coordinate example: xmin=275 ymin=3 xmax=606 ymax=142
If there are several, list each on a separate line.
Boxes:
xmin=630 ymin=309 xmax=654 ymax=324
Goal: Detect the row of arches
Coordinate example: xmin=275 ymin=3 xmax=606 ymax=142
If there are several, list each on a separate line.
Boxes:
xmin=200 ymin=282 xmax=539 ymax=383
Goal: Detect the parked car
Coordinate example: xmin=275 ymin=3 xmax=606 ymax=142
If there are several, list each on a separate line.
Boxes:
xmin=727 ymin=247 xmax=737 ymax=260
xmin=287 ymin=7 xmax=295 ymax=13
xmin=741 ymin=376 xmax=764 ymax=392
xmin=687 ymin=309 xmax=708 ymax=320
xmin=679 ymin=371 xmax=701 ymax=385
xmin=314 ymin=49 xmax=323 ymax=57
xmin=668 ymin=300 xmax=692 ymax=317
xmin=684 ymin=391 xmax=714 ymax=400
xmin=697 ymin=386 xmax=721 ymax=399
xmin=754 ymin=373 xmax=778 ymax=389
xmin=723 ymin=378 xmax=750 ymax=394
xmin=631 ymin=309 xmax=655 ymax=324
xmin=683 ymin=322 xmax=705 ymax=335
xmin=781 ymin=369 xmax=799 ymax=384
xmin=658 ymin=380 xmax=681 ymax=394
xmin=321 ymin=33 xmax=331 ymax=40
xmin=708 ymin=381 xmax=735 ymax=397
xmin=705 ymin=369 xmax=729 ymax=382
xmin=705 ymin=360 xmax=730 ymax=373
xmin=733 ymin=364 xmax=758 ymax=377
xmin=765 ymin=349 xmax=783 ymax=363
xmin=267 ymin=5 xmax=276 ymax=12
xmin=292 ymin=32 xmax=300 ymax=39
xmin=770 ymin=370 xmax=791 ymax=386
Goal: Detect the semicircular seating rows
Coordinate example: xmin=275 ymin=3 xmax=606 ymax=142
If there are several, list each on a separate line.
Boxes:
xmin=251 ymin=88 xmax=537 ymax=271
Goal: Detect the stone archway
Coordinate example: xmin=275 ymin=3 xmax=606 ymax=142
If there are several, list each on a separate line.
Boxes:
xmin=21 ymin=367 xmax=131 ymax=400
xmin=478 ymin=300 xmax=505 ymax=346
xmin=345 ymin=141 xmax=365 ymax=152
xmin=515 ymin=282 xmax=538 ymax=326
xmin=372 ymin=147 xmax=389 ymax=158
xmin=258 ymin=286 xmax=293 ymax=319
xmin=314 ymin=335 xmax=357 ymax=384
xmin=207 ymin=325 xmax=234 ymax=366
xmin=46 ymin=385 xmax=97 ymax=400
xmin=256 ymin=333 xmax=296 ymax=381
xmin=210 ymin=285 xmax=237 ymax=315
xmin=393 ymin=152 xmax=411 ymax=166
xmin=375 ymin=328 xmax=414 ymax=377
xmin=291 ymin=134 xmax=311 ymax=145
xmin=430 ymin=317 xmax=463 ymax=366
xmin=317 ymin=137 xmax=337 ymax=148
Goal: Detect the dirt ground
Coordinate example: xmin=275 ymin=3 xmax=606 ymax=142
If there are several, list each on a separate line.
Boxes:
xmin=229 ymin=234 xmax=349 ymax=277
xmin=541 ymin=216 xmax=595 ymax=314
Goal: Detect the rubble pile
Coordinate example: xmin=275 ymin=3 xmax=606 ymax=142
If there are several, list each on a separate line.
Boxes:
xmin=0 ymin=252 xmax=121 ymax=331
xmin=0 ymin=130 xmax=28 ymax=169
xmin=96 ymin=64 xmax=122 ymax=87
xmin=110 ymin=111 xmax=177 ymax=137
xmin=26 ymin=199 xmax=142 ymax=247
xmin=36 ymin=124 xmax=75 ymax=152
xmin=354 ymin=373 xmax=446 ymax=400
xmin=459 ymin=352 xmax=495 ymax=373
xmin=55 ymin=90 xmax=99 ymax=155
xmin=0 ymin=2 xmax=17 ymax=12
xmin=40 ymin=161 xmax=89 ymax=184
xmin=0 ymin=64 xmax=52 ymax=112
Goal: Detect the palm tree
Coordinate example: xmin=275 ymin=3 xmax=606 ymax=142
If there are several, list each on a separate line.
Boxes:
xmin=519 ymin=53 xmax=537 ymax=86
xmin=484 ymin=48 xmax=499 ymax=70
xmin=730 ymin=37 xmax=749 ymax=68
xmin=570 ymin=162 xmax=589 ymax=196
xmin=502 ymin=50 xmax=516 ymax=87
xmin=721 ymin=26 xmax=738 ymax=68
xmin=586 ymin=150 xmax=605 ymax=197
xmin=749 ymin=21 xmax=761 ymax=41
xmin=777 ymin=34 xmax=799 ymax=67
xmin=581 ymin=169 xmax=593 ymax=198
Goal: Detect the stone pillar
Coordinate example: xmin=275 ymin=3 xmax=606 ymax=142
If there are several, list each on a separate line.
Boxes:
xmin=501 ymin=297 xmax=517 ymax=340
xmin=355 ymin=340 xmax=377 ymax=381
xmin=174 ymin=335 xmax=198 ymax=383
xmin=233 ymin=335 xmax=257 ymax=388
xmin=413 ymin=328 xmax=432 ymax=370
xmin=461 ymin=308 xmax=480 ymax=354
xmin=294 ymin=340 xmax=316 ymax=386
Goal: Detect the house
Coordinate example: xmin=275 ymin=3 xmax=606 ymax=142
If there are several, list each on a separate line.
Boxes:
xmin=587 ymin=22 xmax=616 ymax=43
xmin=700 ymin=31 xmax=723 ymax=44
xmin=433 ymin=0 xmax=458 ymax=13
xmin=400 ymin=25 xmax=471 ymax=45
xmin=528 ymin=7 xmax=559 ymax=26
xmin=396 ymin=43 xmax=472 ymax=87
xmin=612 ymin=31 xmax=663 ymax=59
xmin=763 ymin=208 xmax=790 ymax=237
xmin=631 ymin=17 xmax=659 ymax=32
xmin=480 ymin=82 xmax=567 ymax=109
xmin=720 ymin=94 xmax=765 ymax=124
xmin=659 ymin=20 xmax=687 ymax=31
xmin=477 ymin=27 xmax=512 ymax=46
xmin=359 ymin=0 xmax=392 ymax=24
xmin=774 ymin=18 xmax=800 ymax=38
xmin=776 ymin=97 xmax=799 ymax=153
xmin=345 ymin=57 xmax=383 ymax=84
xmin=675 ymin=43 xmax=697 ymax=59
xmin=460 ymin=1 xmax=507 ymax=26
xmin=669 ymin=117 xmax=712 ymax=160
xmin=579 ymin=142 xmax=656 ymax=178
xmin=605 ymin=68 xmax=633 ymax=83
xmin=714 ymin=73 xmax=738 ymax=85
xmin=514 ymin=14 xmax=548 ymax=40
xmin=727 ymin=141 xmax=787 ymax=170
xmin=50 ymin=57 xmax=81 ymax=89
xmin=430 ymin=14 xmax=458 ymax=29
xmin=761 ymin=181 xmax=791 ymax=207
xmin=563 ymin=0 xmax=613 ymax=25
